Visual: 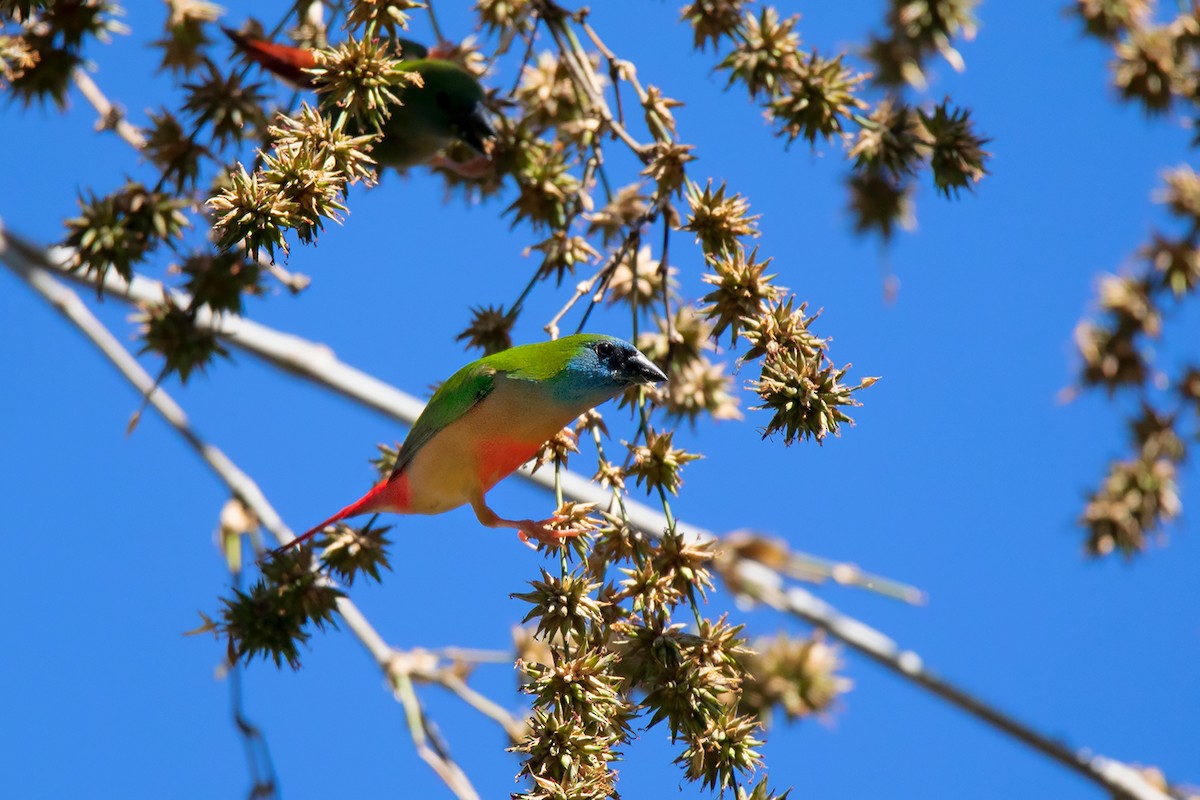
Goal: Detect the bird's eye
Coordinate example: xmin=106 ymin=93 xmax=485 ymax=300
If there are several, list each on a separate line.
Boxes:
xmin=595 ymin=341 xmax=616 ymax=360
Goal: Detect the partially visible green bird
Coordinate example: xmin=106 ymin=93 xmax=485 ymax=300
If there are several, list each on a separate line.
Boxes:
xmin=286 ymin=334 xmax=667 ymax=550
xmin=223 ymin=27 xmax=495 ymax=174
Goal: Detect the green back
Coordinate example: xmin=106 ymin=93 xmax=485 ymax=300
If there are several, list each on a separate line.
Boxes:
xmin=374 ymin=60 xmax=486 ymax=168
xmin=388 ymin=335 xmax=605 ymax=479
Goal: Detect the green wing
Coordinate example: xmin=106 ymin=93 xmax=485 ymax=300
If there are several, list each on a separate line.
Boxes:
xmin=389 ymin=362 xmax=496 ymax=480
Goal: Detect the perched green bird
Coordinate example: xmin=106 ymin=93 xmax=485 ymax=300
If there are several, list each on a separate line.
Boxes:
xmin=287 ymin=334 xmax=667 ymax=550
xmin=223 ymin=28 xmax=495 ymax=174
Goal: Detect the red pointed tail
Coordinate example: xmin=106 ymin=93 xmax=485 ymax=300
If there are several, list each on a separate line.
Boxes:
xmin=223 ymin=27 xmax=318 ymax=88
xmin=274 ymin=475 xmax=407 ymax=555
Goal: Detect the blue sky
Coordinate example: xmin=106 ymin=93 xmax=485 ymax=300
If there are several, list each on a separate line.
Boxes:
xmin=1 ymin=2 xmax=1197 ymax=799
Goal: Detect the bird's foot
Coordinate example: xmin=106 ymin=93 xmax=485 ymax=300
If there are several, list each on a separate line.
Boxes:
xmin=429 ymin=153 xmax=494 ymax=180
xmin=516 ymin=517 xmax=582 ymax=549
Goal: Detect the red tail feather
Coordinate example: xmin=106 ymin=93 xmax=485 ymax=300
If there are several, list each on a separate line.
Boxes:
xmin=222 ymin=27 xmax=318 ymax=88
xmin=274 ymin=475 xmax=406 ymax=555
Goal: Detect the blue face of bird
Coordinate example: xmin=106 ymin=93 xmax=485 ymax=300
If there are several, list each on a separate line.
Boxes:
xmin=554 ymin=338 xmax=668 ymax=406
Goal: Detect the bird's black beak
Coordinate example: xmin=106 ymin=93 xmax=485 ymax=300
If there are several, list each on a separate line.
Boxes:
xmin=626 ymin=350 xmax=668 ymax=385
xmin=459 ymin=102 xmax=496 ymax=156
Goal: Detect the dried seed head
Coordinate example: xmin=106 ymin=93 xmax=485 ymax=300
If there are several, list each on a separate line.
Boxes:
xmin=719 ymin=8 xmax=801 ymax=97
xmin=607 ymin=244 xmax=677 ymax=309
xmin=702 ymin=245 xmax=781 ymax=345
xmin=749 ymin=346 xmax=876 ymax=444
xmin=769 ymin=50 xmax=867 ymax=146
xmin=917 ymin=102 xmax=991 ymax=197
xmin=626 ymin=429 xmax=702 ymax=495
xmin=739 ymin=632 xmax=852 ymax=724
xmin=685 ymin=180 xmax=761 ymax=256
xmin=457 ymin=304 xmax=515 ymax=355
xmin=680 ymin=0 xmax=747 ymax=51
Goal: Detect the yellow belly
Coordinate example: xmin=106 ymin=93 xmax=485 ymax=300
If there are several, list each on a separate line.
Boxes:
xmin=401 ymin=381 xmax=578 ymax=515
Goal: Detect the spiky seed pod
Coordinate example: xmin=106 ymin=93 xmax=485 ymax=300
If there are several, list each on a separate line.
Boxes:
xmin=619 ymin=561 xmax=683 ymax=615
xmin=1112 ymin=25 xmax=1179 ymax=115
xmin=1097 ymin=274 xmax=1161 ymax=336
xmin=675 ymin=710 xmax=764 ymax=792
xmin=207 ymin=164 xmax=297 ymax=260
xmin=531 ymin=427 xmax=580 ymax=472
xmin=507 ymin=140 xmax=581 ymax=229
xmin=847 ymin=170 xmax=915 ymax=240
xmin=319 ymin=519 xmax=393 ymax=585
xmin=1143 ymin=233 xmax=1200 ymax=298
xmin=893 ymin=0 xmax=979 ymax=53
xmin=636 ymin=306 xmax=715 ymax=372
xmin=642 ymin=84 xmax=683 ymax=136
xmin=719 ymin=8 xmax=800 ymax=98
xmin=680 ymin=0 xmax=747 ymax=51
xmin=179 ymin=250 xmax=261 ymax=313
xmin=587 ymin=182 xmax=650 ymax=245
xmin=521 ymin=650 xmax=633 ymax=735
xmin=739 ymin=295 xmax=824 ymax=363
xmin=738 ymin=632 xmax=851 ymax=724
xmin=513 ymin=707 xmax=621 ymax=800
xmin=749 ymin=346 xmax=877 ymax=444
xmin=308 ymin=37 xmax=418 ymax=130
xmin=515 ymin=51 xmax=591 ymax=132
xmin=1074 ymin=320 xmax=1148 ymax=393
xmin=259 ymin=146 xmax=348 ymax=246
xmin=369 ymin=442 xmax=401 ymax=477
xmin=1129 ymin=404 xmax=1186 ymax=464
xmin=475 ymin=0 xmax=535 ymax=36
xmin=1160 ymin=165 xmax=1200 ymax=223
xmin=1081 ymin=455 xmax=1179 ymax=557
xmin=665 ymin=356 xmax=743 ymax=424
xmin=529 ymin=231 xmax=600 ymax=285
xmin=154 ymin=0 xmax=219 ymax=73
xmin=0 ymin=33 xmax=37 ymax=89
xmin=1074 ymin=0 xmax=1151 ymax=41
xmin=64 ymin=181 xmax=189 ymax=286
xmin=269 ymin=103 xmax=379 ymax=190
xmin=685 ymin=180 xmax=760 ymax=256
xmin=136 ymin=296 xmax=229 ymax=383
xmin=345 ymin=0 xmax=421 ymax=39
xmin=513 ymin=571 xmax=606 ymax=642
xmin=642 ymin=141 xmax=695 ymax=199
xmin=769 ymin=51 xmax=867 ymax=146
xmin=457 ymin=304 xmax=515 ymax=355
xmin=653 ymin=531 xmax=717 ymax=600
xmin=218 ymin=548 xmax=344 ymax=669
xmin=850 ymin=98 xmax=924 ymax=180
xmin=702 ymin=245 xmax=781 ymax=345
xmin=144 ymin=109 xmax=209 ymax=191
xmin=917 ymin=102 xmax=991 ymax=197
xmin=607 ymin=245 xmax=677 ymax=310
xmin=626 ymin=429 xmax=702 ymax=495
xmin=183 ymin=62 xmax=268 ymax=146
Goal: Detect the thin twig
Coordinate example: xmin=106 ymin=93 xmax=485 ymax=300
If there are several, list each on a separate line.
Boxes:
xmin=0 ymin=230 xmax=1171 ymax=800
xmin=393 ymin=671 xmax=481 ymax=800
xmin=538 ymin=8 xmax=649 ymax=156
xmin=72 ymin=67 xmax=148 ymax=151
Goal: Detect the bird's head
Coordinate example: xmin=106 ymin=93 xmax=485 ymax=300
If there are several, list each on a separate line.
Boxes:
xmin=550 ymin=334 xmax=667 ymax=406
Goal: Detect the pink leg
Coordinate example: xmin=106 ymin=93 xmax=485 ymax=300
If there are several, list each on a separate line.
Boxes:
xmin=429 ymin=154 xmax=495 ymax=180
xmin=470 ymin=496 xmax=581 ymax=548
